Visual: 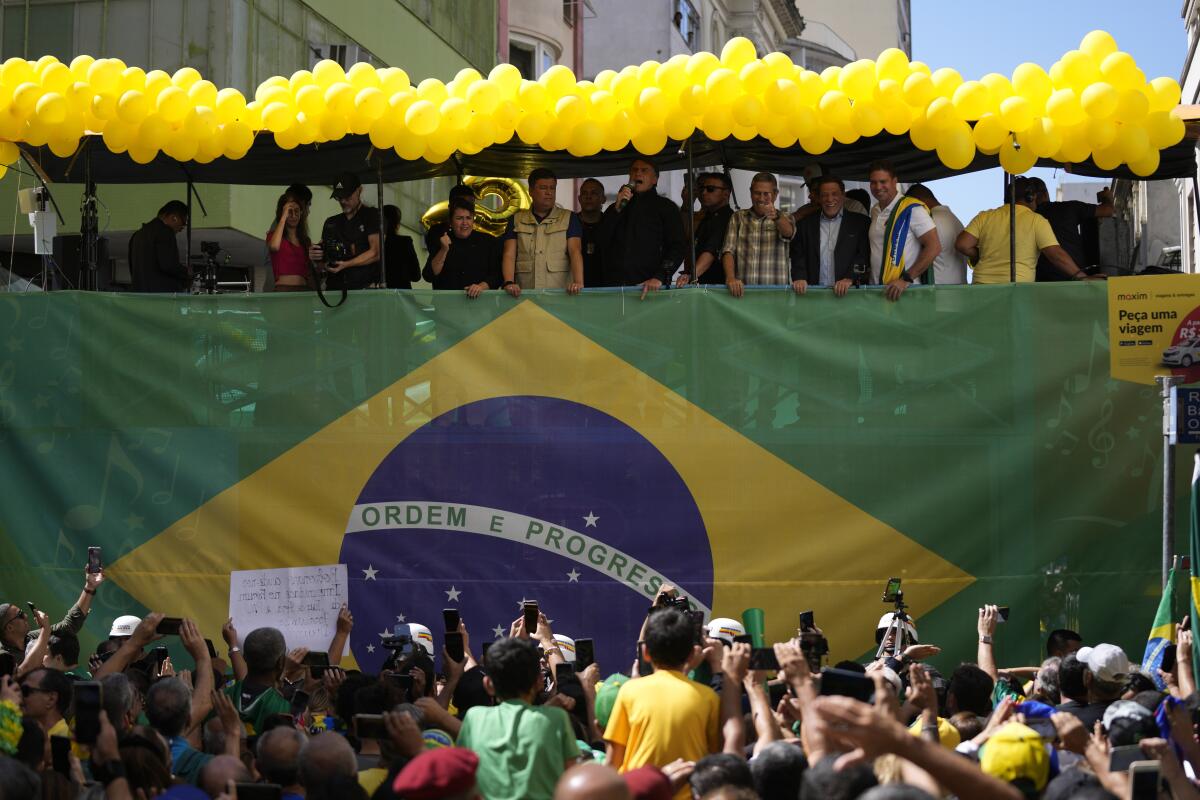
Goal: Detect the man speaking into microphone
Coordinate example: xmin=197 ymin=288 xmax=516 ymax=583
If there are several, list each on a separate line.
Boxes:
xmin=598 ymin=158 xmax=686 ymax=299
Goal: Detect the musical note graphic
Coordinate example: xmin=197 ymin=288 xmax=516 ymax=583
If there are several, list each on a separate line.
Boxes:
xmin=1131 ymin=443 xmax=1155 ymax=478
xmin=1088 ymin=400 xmax=1115 ymax=469
xmin=152 ymin=455 xmax=180 ymax=505
xmin=1045 ymin=430 xmax=1080 ymax=455
xmin=53 ymin=528 xmax=75 ymax=566
xmin=1067 ymin=323 xmax=1108 ymax=395
xmin=63 ymin=435 xmax=145 ymax=530
xmin=1046 ymin=394 xmax=1073 ymax=430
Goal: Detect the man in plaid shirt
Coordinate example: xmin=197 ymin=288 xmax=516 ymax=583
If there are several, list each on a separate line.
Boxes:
xmin=721 ymin=172 xmax=796 ymax=297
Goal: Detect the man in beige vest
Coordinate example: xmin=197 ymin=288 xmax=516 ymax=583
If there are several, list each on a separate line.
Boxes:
xmin=501 ymin=167 xmax=584 ymax=297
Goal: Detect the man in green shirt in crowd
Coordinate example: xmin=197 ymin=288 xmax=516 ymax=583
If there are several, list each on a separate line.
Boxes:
xmin=457 ymin=635 xmax=579 ymax=800
xmin=225 ymin=627 xmax=293 ymax=735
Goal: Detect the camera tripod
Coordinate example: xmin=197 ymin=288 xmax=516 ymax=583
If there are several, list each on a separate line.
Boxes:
xmin=874 ymin=590 xmax=914 ymax=661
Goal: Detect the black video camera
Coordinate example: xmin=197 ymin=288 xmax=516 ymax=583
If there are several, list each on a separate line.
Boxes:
xmin=200 ymin=241 xmax=222 ymax=259
xmin=320 ymin=239 xmax=351 ymax=264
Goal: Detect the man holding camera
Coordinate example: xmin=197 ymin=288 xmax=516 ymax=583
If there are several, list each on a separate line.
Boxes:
xmin=309 ymin=172 xmax=381 ymax=290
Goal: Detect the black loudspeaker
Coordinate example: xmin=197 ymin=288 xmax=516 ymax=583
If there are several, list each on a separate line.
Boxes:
xmin=52 ymin=235 xmax=110 ymax=290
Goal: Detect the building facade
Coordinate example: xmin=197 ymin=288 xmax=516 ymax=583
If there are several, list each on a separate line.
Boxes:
xmin=1175 ymin=0 xmax=1200 ymax=273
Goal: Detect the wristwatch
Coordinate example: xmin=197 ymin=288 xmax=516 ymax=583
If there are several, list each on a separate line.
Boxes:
xmin=228 ymin=646 xmax=241 ymax=654
xmin=501 ymin=280 xmax=516 ymax=288
xmin=92 ymin=760 xmax=126 ymax=785
xmin=900 ymin=270 xmax=915 ymax=283
xmin=979 ymin=635 xmax=993 ymax=644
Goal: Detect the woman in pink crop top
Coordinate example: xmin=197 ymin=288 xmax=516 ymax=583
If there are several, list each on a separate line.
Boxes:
xmin=267 ymin=192 xmax=312 ymax=291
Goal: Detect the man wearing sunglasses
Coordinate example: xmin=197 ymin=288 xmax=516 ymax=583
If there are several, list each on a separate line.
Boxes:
xmin=0 ymin=564 xmax=104 ymax=661
xmin=19 ymin=666 xmax=73 ymax=736
xmin=676 ymin=173 xmax=734 ymax=287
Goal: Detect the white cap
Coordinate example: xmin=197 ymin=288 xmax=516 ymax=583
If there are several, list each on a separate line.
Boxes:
xmin=553 ymin=634 xmax=576 ymax=663
xmin=402 ymin=623 xmax=434 ymax=657
xmin=876 ymin=613 xmax=918 ymax=642
xmin=1077 ymin=644 xmax=1130 ymax=683
xmin=706 ymin=617 xmax=746 ymax=646
xmin=109 ymin=615 xmax=141 ymax=638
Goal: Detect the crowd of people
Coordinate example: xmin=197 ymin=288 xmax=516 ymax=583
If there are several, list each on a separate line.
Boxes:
xmin=0 ymin=564 xmax=1193 ymax=800
xmin=125 ymin=159 xmax=1114 ymax=299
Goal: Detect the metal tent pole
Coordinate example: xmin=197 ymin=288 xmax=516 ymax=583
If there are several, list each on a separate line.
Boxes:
xmin=1160 ymin=374 xmax=1184 ymax=587
xmin=1008 ymin=171 xmax=1016 ymax=283
xmin=377 ymin=158 xmax=385 ymax=288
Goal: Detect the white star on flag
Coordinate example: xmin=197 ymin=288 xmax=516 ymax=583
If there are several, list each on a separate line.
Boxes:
xmin=362 ymin=565 xmax=378 ymax=580
xmin=517 ymin=597 xmax=530 ymax=608
xmin=567 ymin=569 xmax=581 ymax=583
xmin=396 ymin=614 xmax=406 ymax=623
xmin=446 ymin=586 xmax=462 ymax=602
xmin=583 ymin=511 xmax=599 ymax=527
xmin=366 ymin=644 xmax=375 ymax=653
xmin=493 ymin=625 xmax=505 ymax=638
xmin=378 ymin=628 xmax=391 ymax=640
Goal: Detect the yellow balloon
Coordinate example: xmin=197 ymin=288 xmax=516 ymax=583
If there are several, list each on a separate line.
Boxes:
xmin=136 ymin=114 xmax=171 ymax=150
xmin=685 ymin=52 xmax=721 ymax=85
xmin=972 ymin=113 xmax=1008 ymax=151
xmin=1100 ymin=52 xmax=1140 ymax=91
xmin=144 ymin=70 xmax=172 ymax=97
xmin=295 ymin=85 xmax=325 ymax=117
xmin=1128 ymin=149 xmax=1160 ymax=177
xmin=936 ymin=120 xmax=974 ymax=169
xmin=171 ymin=66 xmax=201 ymax=89
xmin=797 ymin=70 xmax=825 ymax=105
xmin=817 ymin=90 xmax=852 ymax=129
xmin=2 ymin=58 xmax=35 ymax=87
xmin=1085 ymin=117 xmax=1118 ymax=151
xmin=156 ymin=86 xmax=190 ymax=123
xmin=1025 ymin=117 xmax=1062 ymax=158
xmin=318 ymin=112 xmax=347 ymax=142
xmin=656 ymin=55 xmax=690 ymax=94
xmin=87 ymin=59 xmax=123 ymax=95
xmin=404 ymin=100 xmax=439 ymax=137
xmin=636 ymin=60 xmax=660 ymax=88
xmin=664 ymin=108 xmax=695 ymax=141
xmin=1055 ymin=124 xmax=1092 ymax=163
xmin=1060 ymin=50 xmax=1100 ymax=89
xmin=568 ymin=120 xmax=605 ymax=157
xmin=980 ymin=73 xmax=1014 ymax=105
xmin=240 ymin=100 xmax=263 ymax=130
xmin=69 ymin=55 xmax=95 ymax=82
xmin=102 ymin=119 xmax=135 ymax=153
xmin=635 ymin=87 xmax=668 ymax=125
xmin=789 ymin=104 xmax=818 ymax=138
xmin=518 ymin=80 xmax=550 ymax=113
xmin=1146 ymin=110 xmax=1186 ymax=148
xmin=40 ymin=63 xmax=72 ymax=94
xmin=262 ymin=101 xmax=293 ymax=133
xmin=874 ymin=78 xmax=903 ymax=108
xmin=700 ymin=106 xmax=734 ymax=141
xmin=925 ymin=96 xmax=959 ymax=130
xmin=416 ymin=78 xmax=449 ymax=106
xmin=1045 ymin=89 xmax=1085 ymax=127
xmin=705 ymin=68 xmax=741 ymax=105
xmin=602 ymin=111 xmax=632 ymax=150
xmin=1116 ymin=88 xmax=1149 ymax=123
xmin=1012 ymin=62 xmax=1052 ymax=106
xmin=902 ymin=72 xmax=935 ymax=107
xmin=951 ymin=81 xmax=990 ymax=120
xmin=116 ymin=90 xmax=150 ymax=124
xmin=839 ymin=60 xmax=877 ymax=101
xmin=539 ymin=64 xmax=576 ymax=98
xmin=876 ymin=48 xmax=910 ymax=83
xmin=851 ymin=100 xmax=884 ymax=137
xmin=127 ymin=144 xmax=158 ymax=165
xmin=1080 ymin=82 xmax=1118 ymax=119
xmin=908 ymin=116 xmax=939 ymax=151
xmin=1148 ymin=77 xmax=1182 ymax=113
xmin=215 ymin=88 xmax=247 ymax=123
xmin=354 ymin=87 xmax=387 ymax=120
xmin=492 ymin=99 xmax=520 ymax=130
xmin=589 ymin=89 xmax=618 ymax=121
xmin=1092 ymin=143 xmax=1123 ymax=171
xmin=739 ymin=60 xmax=772 ymax=96
xmin=288 ymin=70 xmax=315 ymax=93
xmin=720 ymin=37 xmax=757 ymax=71
xmin=35 ymin=92 xmax=67 ymax=125
xmin=731 ymin=94 xmax=762 ymax=127
xmin=348 ymin=62 xmax=382 ymax=90
xmin=1080 ymin=30 xmax=1119 ymax=62
xmin=1115 ymin=122 xmax=1150 ymax=163
xmin=380 ymin=67 xmax=412 ymax=96
xmin=187 ymin=79 xmax=218 ymax=109
xmin=439 ymin=97 xmax=469 ymax=130
xmin=393 ymin=130 xmax=426 ymax=160
xmin=324 ymin=82 xmax=355 ymax=115
xmin=762 ymin=52 xmax=795 ymax=81
xmin=10 ymin=82 xmax=40 ymax=115
xmin=515 ymin=111 xmax=550 ymax=144
xmin=999 ymin=137 xmax=1037 ymax=173
xmin=467 ymin=80 xmax=500 ymax=115
xmin=930 ymin=67 xmax=963 ymax=98
xmin=255 ymin=76 xmax=289 ymax=102
xmin=881 ymin=103 xmax=911 ymax=136
xmin=820 ymin=66 xmax=843 ymax=90
xmin=799 ymin=123 xmax=833 ymax=155
xmin=312 ymin=60 xmax=346 ymax=88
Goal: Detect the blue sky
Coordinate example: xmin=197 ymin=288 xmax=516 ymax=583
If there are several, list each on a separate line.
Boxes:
xmin=913 ymin=0 xmax=1186 ymax=221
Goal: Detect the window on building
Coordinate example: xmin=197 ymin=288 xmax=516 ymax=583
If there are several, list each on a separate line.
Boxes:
xmin=509 ymin=34 xmax=558 ymax=79
xmin=673 ymin=0 xmax=699 ymax=50
xmin=3 ymin=2 xmax=74 ymax=62
xmin=563 ymin=0 xmax=577 ymax=27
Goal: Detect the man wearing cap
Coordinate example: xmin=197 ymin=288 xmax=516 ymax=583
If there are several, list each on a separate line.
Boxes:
xmin=309 ymin=172 xmax=381 ymax=290
xmin=391 ymin=746 xmax=481 ymax=799
xmin=500 ymin=167 xmax=584 ymax=297
xmin=1057 ymin=643 xmax=1131 ymax=729
xmin=978 ymin=721 xmax=1050 ymax=795
xmin=1 ymin=564 xmax=102 ymax=661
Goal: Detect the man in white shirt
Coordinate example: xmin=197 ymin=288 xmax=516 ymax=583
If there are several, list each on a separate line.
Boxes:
xmin=905 ymin=184 xmax=968 ymax=285
xmin=867 ymin=160 xmax=941 ymax=301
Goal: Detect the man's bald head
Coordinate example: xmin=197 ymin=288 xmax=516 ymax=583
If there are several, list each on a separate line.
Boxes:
xmin=554 ymin=762 xmax=632 ymax=800
xmin=199 ymin=754 xmax=253 ymax=798
xmin=298 ymin=731 xmax=357 ymax=789
xmin=256 ymin=726 xmax=307 ymax=788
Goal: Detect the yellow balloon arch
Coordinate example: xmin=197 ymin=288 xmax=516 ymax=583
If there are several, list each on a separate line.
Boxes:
xmin=0 ymin=30 xmax=1184 ymax=177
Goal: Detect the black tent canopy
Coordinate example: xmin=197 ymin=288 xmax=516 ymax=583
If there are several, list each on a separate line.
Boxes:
xmin=17 ymin=124 xmax=1199 ymax=188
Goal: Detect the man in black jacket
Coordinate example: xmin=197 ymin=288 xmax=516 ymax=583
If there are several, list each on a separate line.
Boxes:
xmin=789 ymin=176 xmax=870 ymax=298
xmin=598 ymin=158 xmax=686 ymax=299
xmin=129 ymin=200 xmax=189 ymax=293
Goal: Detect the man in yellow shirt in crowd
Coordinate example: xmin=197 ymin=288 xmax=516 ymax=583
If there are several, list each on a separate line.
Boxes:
xmin=956 ymin=177 xmax=1099 ymax=284
xmin=604 ymin=608 xmax=748 ymax=800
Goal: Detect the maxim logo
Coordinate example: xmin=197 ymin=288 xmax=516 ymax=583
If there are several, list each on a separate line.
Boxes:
xmin=1117 ymin=292 xmax=1149 ymax=301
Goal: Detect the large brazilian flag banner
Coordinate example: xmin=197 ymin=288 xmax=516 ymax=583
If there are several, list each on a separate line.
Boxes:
xmin=0 ymin=284 xmax=1172 ymax=672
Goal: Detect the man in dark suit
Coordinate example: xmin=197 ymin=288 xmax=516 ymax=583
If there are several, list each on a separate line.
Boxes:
xmin=789 ymin=176 xmax=870 ymax=298
xmin=129 ymin=200 xmax=189 ymax=293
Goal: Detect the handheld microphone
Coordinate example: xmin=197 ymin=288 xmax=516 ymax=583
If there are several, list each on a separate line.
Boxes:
xmin=616 ymin=182 xmax=636 ymax=211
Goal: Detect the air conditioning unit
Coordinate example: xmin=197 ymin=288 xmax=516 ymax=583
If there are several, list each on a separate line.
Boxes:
xmin=310 ymin=43 xmax=365 ymax=69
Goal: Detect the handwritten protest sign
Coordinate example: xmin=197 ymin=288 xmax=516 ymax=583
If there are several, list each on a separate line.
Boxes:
xmin=229 ymin=564 xmax=348 ymax=655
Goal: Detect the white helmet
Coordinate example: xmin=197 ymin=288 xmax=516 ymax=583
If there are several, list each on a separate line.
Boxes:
xmin=402 ymin=623 xmax=435 ymax=656
xmin=109 ymin=615 xmax=141 ymax=638
xmin=876 ymin=613 xmax=918 ymax=643
xmin=553 ymin=634 xmax=576 ymax=663
xmin=706 ymin=617 xmax=745 ymax=646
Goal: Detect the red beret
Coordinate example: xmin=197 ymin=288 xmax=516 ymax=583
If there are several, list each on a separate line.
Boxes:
xmin=390 ymin=747 xmax=478 ymax=799
xmin=622 ymin=766 xmax=672 ymax=800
